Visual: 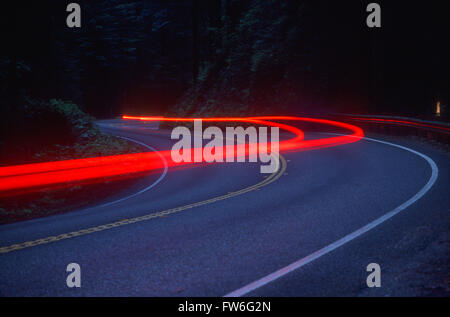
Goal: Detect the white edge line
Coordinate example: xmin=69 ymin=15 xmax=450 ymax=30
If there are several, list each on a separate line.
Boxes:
xmin=97 ymin=121 xmax=277 ymax=209
xmin=224 ymin=136 xmax=439 ymax=297
xmin=96 ymin=135 xmax=168 ymax=208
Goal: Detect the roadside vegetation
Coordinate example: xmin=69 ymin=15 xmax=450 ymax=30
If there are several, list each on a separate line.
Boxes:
xmin=1 ymin=99 xmax=142 ymax=166
xmin=0 ymin=99 xmax=144 ymax=224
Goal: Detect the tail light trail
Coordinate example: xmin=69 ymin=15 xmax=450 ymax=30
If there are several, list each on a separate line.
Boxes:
xmin=0 ymin=116 xmax=363 ymax=197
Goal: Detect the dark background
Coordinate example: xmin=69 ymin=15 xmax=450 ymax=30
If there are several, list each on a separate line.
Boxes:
xmin=2 ymin=0 xmax=449 ymax=120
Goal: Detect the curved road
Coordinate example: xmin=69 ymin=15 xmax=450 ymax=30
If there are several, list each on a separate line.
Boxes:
xmin=0 ymin=119 xmax=449 ymax=296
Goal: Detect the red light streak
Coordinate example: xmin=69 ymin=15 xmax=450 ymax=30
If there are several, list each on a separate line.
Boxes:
xmin=0 ymin=116 xmax=363 ymax=197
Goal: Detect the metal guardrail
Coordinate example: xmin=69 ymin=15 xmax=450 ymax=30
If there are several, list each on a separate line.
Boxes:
xmin=328 ymin=114 xmax=450 ymax=145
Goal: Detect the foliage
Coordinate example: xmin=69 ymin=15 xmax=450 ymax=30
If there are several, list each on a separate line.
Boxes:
xmin=3 ymin=1 xmax=448 ymax=122
xmin=172 ymin=0 xmax=311 ymax=117
xmin=0 ymin=99 xmax=141 ymax=165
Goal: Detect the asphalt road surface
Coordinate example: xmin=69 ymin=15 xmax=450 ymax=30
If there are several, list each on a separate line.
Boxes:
xmin=1 ymin=119 xmax=449 ymax=296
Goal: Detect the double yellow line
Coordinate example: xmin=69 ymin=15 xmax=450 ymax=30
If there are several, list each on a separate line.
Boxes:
xmin=0 ymin=155 xmax=287 ymax=254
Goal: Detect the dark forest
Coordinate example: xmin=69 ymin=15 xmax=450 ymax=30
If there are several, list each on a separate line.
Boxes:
xmin=2 ymin=1 xmax=449 ymax=163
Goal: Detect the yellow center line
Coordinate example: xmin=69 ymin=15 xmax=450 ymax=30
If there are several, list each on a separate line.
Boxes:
xmin=0 ymin=155 xmax=287 ymax=254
